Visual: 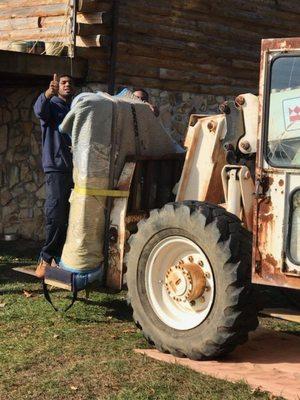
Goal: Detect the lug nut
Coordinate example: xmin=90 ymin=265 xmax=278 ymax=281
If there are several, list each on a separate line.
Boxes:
xmin=199 ymin=296 xmax=205 ymax=303
xmin=198 ymin=260 xmax=204 ymax=267
xmin=188 ymin=256 xmax=194 ymax=262
xmin=190 ymin=300 xmax=195 ymax=306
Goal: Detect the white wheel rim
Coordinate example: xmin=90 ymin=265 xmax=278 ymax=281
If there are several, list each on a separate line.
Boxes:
xmin=145 ymin=236 xmax=215 ymax=330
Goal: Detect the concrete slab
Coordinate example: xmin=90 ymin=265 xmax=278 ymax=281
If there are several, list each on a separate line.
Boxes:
xmin=135 ymin=328 xmax=300 ymax=400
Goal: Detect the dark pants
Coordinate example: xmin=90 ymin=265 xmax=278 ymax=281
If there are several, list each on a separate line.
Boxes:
xmin=41 ymin=172 xmax=73 ymax=263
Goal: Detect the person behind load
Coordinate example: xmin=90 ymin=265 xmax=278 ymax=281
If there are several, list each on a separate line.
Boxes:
xmin=33 ymin=74 xmax=75 ymax=278
xmin=133 ymin=88 xmax=160 ymax=117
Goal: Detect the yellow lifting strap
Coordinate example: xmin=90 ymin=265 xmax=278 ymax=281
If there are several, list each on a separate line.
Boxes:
xmin=74 ymin=186 xmax=130 ymax=198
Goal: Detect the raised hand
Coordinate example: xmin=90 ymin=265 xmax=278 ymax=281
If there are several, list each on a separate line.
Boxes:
xmin=45 ymin=73 xmax=59 ymax=98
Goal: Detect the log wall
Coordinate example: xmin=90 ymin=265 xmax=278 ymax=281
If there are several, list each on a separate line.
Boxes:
xmin=0 ymin=0 xmax=74 ymax=54
xmin=77 ymin=0 xmax=300 ymax=95
xmin=1 ymin=0 xmax=300 ymax=95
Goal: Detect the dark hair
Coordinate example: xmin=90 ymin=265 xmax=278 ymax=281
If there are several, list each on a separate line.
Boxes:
xmin=133 ymin=88 xmax=149 ymax=102
xmin=58 ymin=74 xmax=73 ymax=82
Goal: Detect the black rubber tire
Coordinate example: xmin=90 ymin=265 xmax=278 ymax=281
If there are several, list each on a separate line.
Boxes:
xmin=125 ymin=201 xmax=259 ymax=360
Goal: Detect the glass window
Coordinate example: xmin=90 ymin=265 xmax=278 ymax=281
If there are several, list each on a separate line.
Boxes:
xmin=267 ymin=56 xmax=300 ymax=167
xmin=290 ymin=190 xmax=300 ymax=263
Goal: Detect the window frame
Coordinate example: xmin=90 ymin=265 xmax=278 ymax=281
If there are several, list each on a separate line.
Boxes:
xmin=263 ymin=52 xmax=300 ymax=169
xmin=286 ymin=187 xmax=300 ymax=266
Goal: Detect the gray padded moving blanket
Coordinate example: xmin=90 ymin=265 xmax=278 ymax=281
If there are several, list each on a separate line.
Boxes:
xmin=59 ymin=92 xmax=180 ymax=272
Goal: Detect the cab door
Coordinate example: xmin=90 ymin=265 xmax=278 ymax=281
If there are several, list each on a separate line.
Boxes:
xmin=253 ymin=38 xmax=300 ymax=289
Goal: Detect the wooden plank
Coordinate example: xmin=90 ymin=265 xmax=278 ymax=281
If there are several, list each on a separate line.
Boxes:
xmin=12 ymin=266 xmax=37 ymax=277
xmin=260 ymin=308 xmax=300 ymax=323
xmin=76 ymin=34 xmax=111 ymax=48
xmin=77 ymin=11 xmax=112 ymax=24
xmin=0 ymin=49 xmax=87 ymax=79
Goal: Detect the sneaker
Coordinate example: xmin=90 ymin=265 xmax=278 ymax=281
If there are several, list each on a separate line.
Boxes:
xmin=35 ymin=259 xmax=50 ymax=279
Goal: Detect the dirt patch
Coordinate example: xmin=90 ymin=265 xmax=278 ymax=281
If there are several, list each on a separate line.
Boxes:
xmin=136 ymin=327 xmax=300 ymax=400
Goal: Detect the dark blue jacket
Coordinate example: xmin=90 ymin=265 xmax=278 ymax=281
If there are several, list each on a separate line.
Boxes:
xmin=34 ymin=93 xmax=72 ymax=173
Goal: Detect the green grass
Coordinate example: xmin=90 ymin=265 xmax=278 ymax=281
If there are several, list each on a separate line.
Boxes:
xmin=0 ymin=240 xmax=296 ymax=400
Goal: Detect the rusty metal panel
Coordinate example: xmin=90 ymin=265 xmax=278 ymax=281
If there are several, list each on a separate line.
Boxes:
xmin=252 ymin=38 xmax=300 ymax=290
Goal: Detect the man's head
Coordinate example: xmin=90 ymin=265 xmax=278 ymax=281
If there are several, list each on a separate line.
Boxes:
xmin=133 ymin=88 xmax=149 ymax=102
xmin=58 ymin=74 xmax=75 ymax=101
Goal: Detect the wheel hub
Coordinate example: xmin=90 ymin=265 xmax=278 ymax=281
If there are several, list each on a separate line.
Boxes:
xmin=165 ymin=261 xmax=206 ymax=303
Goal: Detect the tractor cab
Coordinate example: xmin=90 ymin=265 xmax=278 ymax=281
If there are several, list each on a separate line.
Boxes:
xmin=253 ymin=38 xmax=300 ymax=290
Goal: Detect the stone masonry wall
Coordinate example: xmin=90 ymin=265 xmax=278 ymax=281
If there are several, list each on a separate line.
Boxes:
xmin=0 ymin=83 xmax=229 ymax=240
xmin=0 ymin=87 xmax=45 ymax=240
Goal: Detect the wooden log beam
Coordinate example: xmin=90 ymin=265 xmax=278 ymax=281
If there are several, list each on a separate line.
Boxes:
xmin=115 ymin=62 xmax=255 ymax=89
xmin=119 ymin=6 xmax=264 ymax=44
xmin=77 ymin=11 xmax=112 ymax=24
xmin=76 ymin=23 xmax=110 ymax=36
xmin=118 ymin=31 xmax=258 ymax=62
xmin=76 ymin=34 xmax=111 ymax=48
xmin=88 ymin=58 xmax=109 ymax=71
xmin=118 ymin=17 xmax=258 ymax=55
xmin=77 ymin=0 xmax=112 ymax=13
xmin=117 ymin=42 xmax=258 ymax=72
xmin=115 ymin=75 xmax=257 ymax=96
xmin=87 ymin=68 xmax=108 ymax=82
xmin=0 ymin=16 xmax=39 ymax=31
xmin=168 ymin=0 xmax=300 ymax=32
xmin=120 ymin=0 xmax=300 ymax=35
xmin=0 ymin=49 xmax=87 ymax=79
xmin=0 ymin=4 xmax=68 ymax=19
xmin=117 ymin=52 xmax=257 ymax=81
xmin=0 ymin=26 xmax=68 ymax=42
xmin=0 ymin=0 xmax=65 ymax=9
xmin=0 ymin=16 xmax=65 ymax=31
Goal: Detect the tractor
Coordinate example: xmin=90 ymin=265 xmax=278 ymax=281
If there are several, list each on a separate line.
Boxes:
xmin=102 ymin=37 xmax=300 ymax=359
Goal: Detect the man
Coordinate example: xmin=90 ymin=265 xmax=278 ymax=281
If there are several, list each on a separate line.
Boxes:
xmin=33 ymin=74 xmax=75 ymax=278
xmin=133 ymin=88 xmax=160 ymax=117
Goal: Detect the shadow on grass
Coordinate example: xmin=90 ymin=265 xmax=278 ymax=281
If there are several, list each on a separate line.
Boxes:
xmin=74 ymin=297 xmax=133 ymax=323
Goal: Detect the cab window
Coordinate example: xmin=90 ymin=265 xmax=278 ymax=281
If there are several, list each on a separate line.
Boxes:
xmin=266 ymin=56 xmax=300 ymax=167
